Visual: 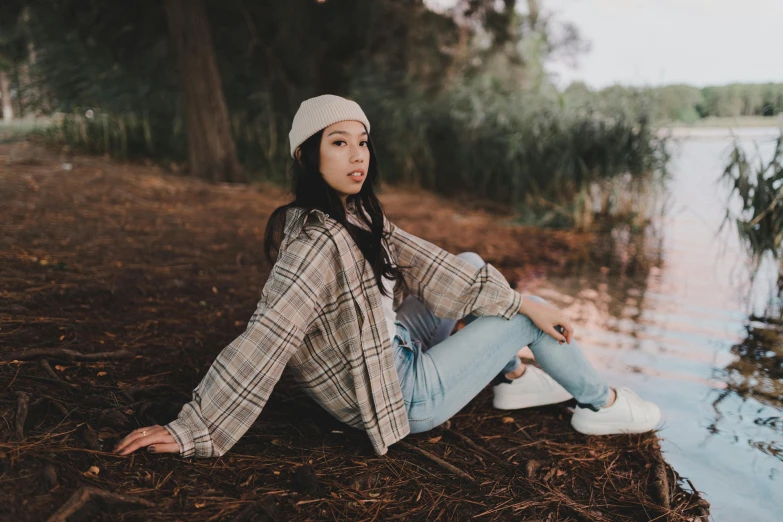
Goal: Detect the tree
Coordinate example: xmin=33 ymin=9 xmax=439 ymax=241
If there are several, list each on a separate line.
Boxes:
xmin=4 ymin=0 xmax=242 ymax=180
xmin=0 ymin=0 xmax=27 ymax=122
xmin=0 ymin=71 xmax=11 ymax=121
xmin=163 ymin=0 xmax=242 ymax=182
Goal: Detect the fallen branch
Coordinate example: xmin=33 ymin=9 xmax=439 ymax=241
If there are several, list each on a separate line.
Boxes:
xmin=15 ymin=391 xmax=30 ymax=440
xmin=46 ymin=486 xmax=154 ymax=522
xmin=397 ymin=441 xmax=475 ymax=483
xmin=6 ymin=348 xmax=136 ymax=362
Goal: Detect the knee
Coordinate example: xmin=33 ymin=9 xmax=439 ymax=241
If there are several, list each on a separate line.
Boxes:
xmin=511 ymin=310 xmax=535 ymax=329
xmin=457 ymin=251 xmax=485 ymax=269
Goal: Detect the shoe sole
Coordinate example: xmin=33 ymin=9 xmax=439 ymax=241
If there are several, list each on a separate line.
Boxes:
xmin=492 ymin=389 xmax=573 ymax=410
xmin=570 ymin=409 xmax=661 ymax=435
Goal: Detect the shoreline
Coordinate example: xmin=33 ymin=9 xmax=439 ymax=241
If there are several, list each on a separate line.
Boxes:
xmin=659 ymin=115 xmax=783 ymax=139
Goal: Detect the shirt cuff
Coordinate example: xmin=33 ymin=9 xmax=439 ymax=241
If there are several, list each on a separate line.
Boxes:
xmin=163 ymin=419 xmax=196 ymax=458
xmin=499 ymin=290 xmax=524 ymax=320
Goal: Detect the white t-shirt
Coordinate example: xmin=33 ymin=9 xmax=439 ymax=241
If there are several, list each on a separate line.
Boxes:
xmin=346 ymin=213 xmax=398 ymax=345
xmin=380 ymin=271 xmax=398 ymax=345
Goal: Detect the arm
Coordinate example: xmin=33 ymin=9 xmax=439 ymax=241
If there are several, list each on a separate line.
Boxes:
xmin=388 ymin=222 xmax=573 ymax=344
xmin=115 ymin=231 xmax=337 ymax=458
xmin=388 ymin=222 xmax=522 ymax=321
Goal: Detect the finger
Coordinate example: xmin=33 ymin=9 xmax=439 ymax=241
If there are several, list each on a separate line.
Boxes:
xmin=555 ymin=319 xmax=574 ymax=344
xmin=547 ymin=326 xmax=567 ymax=344
xmin=147 ymin=442 xmax=179 ymax=454
xmin=564 ymin=321 xmax=575 ymax=344
xmin=114 ymin=426 xmax=164 ymax=454
xmin=118 ymin=430 xmax=174 ymax=456
xmin=114 ymin=426 xmax=160 ymax=453
xmin=552 ymin=324 xmax=568 ymax=343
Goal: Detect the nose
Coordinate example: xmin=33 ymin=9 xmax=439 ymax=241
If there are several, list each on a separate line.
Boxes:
xmin=350 ymin=144 xmax=365 ymax=163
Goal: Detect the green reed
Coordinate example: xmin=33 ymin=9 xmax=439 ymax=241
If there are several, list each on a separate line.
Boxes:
xmin=722 ymin=133 xmax=783 ymax=276
xmin=42 ymin=88 xmax=668 ymax=231
xmin=43 ymin=111 xmax=186 ymax=162
xmin=357 ymin=84 xmax=670 ymax=230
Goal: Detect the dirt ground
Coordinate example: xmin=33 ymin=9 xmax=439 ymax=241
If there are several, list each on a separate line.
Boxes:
xmin=0 ymin=141 xmax=710 ymax=521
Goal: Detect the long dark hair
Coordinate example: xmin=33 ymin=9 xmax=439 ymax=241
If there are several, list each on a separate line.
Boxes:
xmin=263 ymin=130 xmax=406 ymax=297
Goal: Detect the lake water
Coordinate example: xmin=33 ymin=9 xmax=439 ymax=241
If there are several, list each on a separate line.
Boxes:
xmin=532 ymin=127 xmax=782 ymax=521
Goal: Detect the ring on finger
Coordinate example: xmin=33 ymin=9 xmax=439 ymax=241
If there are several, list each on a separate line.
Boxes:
xmin=142 ymin=430 xmax=147 ymax=437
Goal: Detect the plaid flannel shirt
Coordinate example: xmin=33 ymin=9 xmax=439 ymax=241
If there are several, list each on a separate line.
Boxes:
xmin=164 ymin=207 xmax=523 ymax=457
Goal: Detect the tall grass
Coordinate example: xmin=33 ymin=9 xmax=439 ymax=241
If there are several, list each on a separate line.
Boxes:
xmin=42 ymin=85 xmax=669 ymax=231
xmin=43 ymin=111 xmax=186 ymax=162
xmin=722 ymin=133 xmax=783 ymax=280
xmin=42 ymin=108 xmax=289 ymax=180
xmin=356 ymin=81 xmax=669 ymax=230
xmin=0 ymin=118 xmax=55 ymax=141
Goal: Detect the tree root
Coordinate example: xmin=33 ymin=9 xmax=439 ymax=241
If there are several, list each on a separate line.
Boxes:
xmin=46 ymin=486 xmax=154 ymax=522
xmin=121 ymin=383 xmax=171 ymax=402
xmin=37 ymin=359 xmax=79 ymax=392
xmin=397 ymin=441 xmax=475 ymax=483
xmin=39 ymin=359 xmax=61 ymax=380
xmin=48 ymin=399 xmax=70 ymax=418
xmin=79 ymin=423 xmax=101 ymax=451
xmin=14 ymin=391 xmax=30 ymax=440
xmin=651 ymin=455 xmax=671 ymax=510
xmin=6 ymin=348 xmax=136 ymax=362
xmin=40 ymin=464 xmax=58 ymax=489
xmin=21 ymin=374 xmax=80 ymax=393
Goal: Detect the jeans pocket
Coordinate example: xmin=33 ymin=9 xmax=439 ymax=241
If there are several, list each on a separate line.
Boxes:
xmin=408 ymin=416 xmax=435 ymax=434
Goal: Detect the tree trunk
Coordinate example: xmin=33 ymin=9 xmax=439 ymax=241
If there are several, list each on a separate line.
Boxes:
xmin=0 ymin=71 xmax=14 ymax=122
xmin=163 ymin=0 xmax=243 ymax=182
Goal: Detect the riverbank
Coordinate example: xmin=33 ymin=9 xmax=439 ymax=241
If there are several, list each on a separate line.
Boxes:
xmin=657 ymin=116 xmax=782 ymax=141
xmin=0 ymin=141 xmax=709 ymax=521
xmin=661 ymin=115 xmax=783 ymax=128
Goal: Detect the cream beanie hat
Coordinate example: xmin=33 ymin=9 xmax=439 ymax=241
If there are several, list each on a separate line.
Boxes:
xmin=289 ymin=95 xmax=371 ymax=158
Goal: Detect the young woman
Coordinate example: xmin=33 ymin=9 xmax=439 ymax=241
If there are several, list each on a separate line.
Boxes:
xmin=114 ymin=95 xmax=660 ymax=458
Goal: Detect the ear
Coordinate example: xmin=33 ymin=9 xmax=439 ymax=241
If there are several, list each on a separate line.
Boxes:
xmin=294 ymin=148 xmax=303 ymax=162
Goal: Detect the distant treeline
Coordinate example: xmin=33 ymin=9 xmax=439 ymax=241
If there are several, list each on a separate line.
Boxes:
xmin=565 ymin=82 xmax=783 ymax=123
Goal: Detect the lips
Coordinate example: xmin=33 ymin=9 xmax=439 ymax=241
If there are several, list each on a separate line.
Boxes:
xmin=348 ymin=169 xmax=366 ymax=178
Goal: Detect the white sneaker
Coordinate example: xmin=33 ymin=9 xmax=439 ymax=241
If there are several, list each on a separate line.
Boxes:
xmin=571 ymin=387 xmax=661 ymax=435
xmin=492 ymin=365 xmax=573 ymax=410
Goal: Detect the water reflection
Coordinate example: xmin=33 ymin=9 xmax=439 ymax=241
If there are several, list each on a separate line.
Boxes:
xmin=720 ymin=319 xmax=783 ymax=407
xmin=525 ymin=129 xmax=783 ymax=521
xmin=710 ymin=316 xmax=783 ymax=465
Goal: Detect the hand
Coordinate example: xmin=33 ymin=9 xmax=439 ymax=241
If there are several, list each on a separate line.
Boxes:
xmin=113 ymin=425 xmax=179 ymax=456
xmin=518 ymin=297 xmax=574 ymax=344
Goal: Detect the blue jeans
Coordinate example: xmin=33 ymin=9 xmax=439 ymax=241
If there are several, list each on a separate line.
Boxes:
xmin=393 ymin=252 xmax=611 ymax=433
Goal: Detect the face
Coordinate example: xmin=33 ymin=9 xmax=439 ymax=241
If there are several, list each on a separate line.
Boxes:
xmin=317 ymin=120 xmax=370 ymax=203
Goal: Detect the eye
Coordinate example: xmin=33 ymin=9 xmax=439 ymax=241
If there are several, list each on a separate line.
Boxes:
xmin=360 ymin=140 xmax=368 ymax=147
xmin=333 ymin=140 xmax=346 ymax=146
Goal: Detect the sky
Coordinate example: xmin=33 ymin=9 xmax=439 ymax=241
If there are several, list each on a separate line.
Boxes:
xmin=426 ymin=0 xmax=783 ymax=89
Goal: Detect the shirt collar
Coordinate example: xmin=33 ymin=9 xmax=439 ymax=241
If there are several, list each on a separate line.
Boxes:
xmin=284 ymin=207 xmax=328 ymax=238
